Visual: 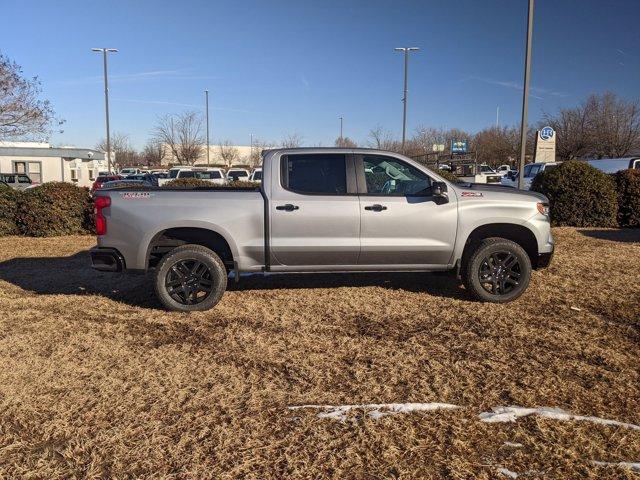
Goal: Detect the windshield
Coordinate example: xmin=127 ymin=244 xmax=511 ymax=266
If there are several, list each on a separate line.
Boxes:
xmin=524 ymin=164 xmax=542 ymax=178
xmin=228 ymin=170 xmax=248 ymax=180
xmin=196 ymin=171 xmax=222 ymax=179
xmin=169 ymin=169 xmax=180 ymax=179
xmin=253 ymin=170 xmax=262 ymax=180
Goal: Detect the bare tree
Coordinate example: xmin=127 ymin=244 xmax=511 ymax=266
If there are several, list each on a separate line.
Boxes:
xmin=281 ymin=133 xmax=303 ymax=148
xmin=368 ymin=124 xmax=401 ymax=152
xmin=540 ymin=105 xmax=592 ymax=160
xmin=541 ymin=92 xmax=640 ymax=159
xmin=141 ymin=140 xmax=166 ymax=167
xmin=96 ymin=132 xmax=139 ymax=166
xmin=152 ymin=111 xmax=204 ymax=165
xmin=411 ymin=126 xmax=448 ymax=154
xmin=249 ymin=138 xmax=274 ymax=166
xmin=218 ymin=139 xmax=240 ymax=166
xmin=472 ymin=126 xmax=520 ymax=166
xmin=334 ymin=136 xmax=357 ymax=148
xmin=588 ymin=92 xmax=640 ymax=158
xmin=0 ymin=52 xmax=60 ymax=140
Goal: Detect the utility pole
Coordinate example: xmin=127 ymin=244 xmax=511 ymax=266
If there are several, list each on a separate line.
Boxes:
xmin=250 ymin=133 xmax=254 ymax=165
xmin=205 ymin=90 xmax=210 ymax=166
xmin=395 ymin=47 xmax=419 ymax=153
xmin=518 ymin=0 xmax=535 ymax=189
xmin=92 ymin=48 xmax=118 ymax=173
xmin=339 ymin=116 xmax=343 ymax=145
xmin=496 ymin=106 xmax=500 ymax=128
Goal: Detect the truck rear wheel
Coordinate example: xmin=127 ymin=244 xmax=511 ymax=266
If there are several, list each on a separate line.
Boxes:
xmin=462 ymin=238 xmax=531 ymax=303
xmin=154 ymin=244 xmax=227 ymax=312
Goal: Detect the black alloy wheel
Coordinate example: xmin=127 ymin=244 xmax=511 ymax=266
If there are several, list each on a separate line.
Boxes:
xmin=165 ymin=259 xmax=214 ymax=305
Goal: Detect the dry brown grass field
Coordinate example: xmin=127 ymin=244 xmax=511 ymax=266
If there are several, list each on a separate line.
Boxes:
xmin=0 ymin=228 xmax=638 ymax=479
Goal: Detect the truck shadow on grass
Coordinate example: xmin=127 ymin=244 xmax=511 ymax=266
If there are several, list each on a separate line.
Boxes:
xmin=0 ymin=250 xmax=467 ymax=310
xmin=578 ymin=228 xmax=640 ymax=243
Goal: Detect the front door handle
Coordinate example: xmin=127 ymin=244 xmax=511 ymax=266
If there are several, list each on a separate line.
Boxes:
xmin=364 ymin=204 xmax=387 ymax=212
xmin=276 ymin=204 xmax=299 ymax=212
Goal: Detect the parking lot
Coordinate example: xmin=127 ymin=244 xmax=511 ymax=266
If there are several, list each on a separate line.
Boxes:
xmin=0 ymin=227 xmax=638 ymax=478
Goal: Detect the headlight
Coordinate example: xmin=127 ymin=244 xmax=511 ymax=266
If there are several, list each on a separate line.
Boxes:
xmin=537 ymin=202 xmax=550 ymax=216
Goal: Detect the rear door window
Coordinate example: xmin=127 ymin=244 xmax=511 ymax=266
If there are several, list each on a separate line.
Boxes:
xmin=281 ymin=154 xmax=347 ymax=195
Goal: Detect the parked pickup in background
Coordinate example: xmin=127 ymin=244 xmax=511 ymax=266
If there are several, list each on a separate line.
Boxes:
xmin=501 ymin=162 xmax=561 ymax=190
xmin=91 ymin=148 xmax=554 ymax=311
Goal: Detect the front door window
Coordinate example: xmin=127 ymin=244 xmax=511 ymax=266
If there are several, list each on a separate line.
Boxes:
xmin=362 ymin=155 xmax=431 ymax=196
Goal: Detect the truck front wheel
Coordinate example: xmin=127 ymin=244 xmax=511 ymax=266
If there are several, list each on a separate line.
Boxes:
xmin=462 ymin=238 xmax=531 ymax=303
xmin=154 ymin=244 xmax=227 ymax=312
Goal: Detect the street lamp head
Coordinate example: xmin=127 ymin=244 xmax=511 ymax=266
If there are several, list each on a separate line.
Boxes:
xmin=106 ymin=48 xmax=118 ymax=53
xmin=91 ymin=48 xmax=103 ymax=52
xmin=92 ymin=48 xmax=118 ymax=53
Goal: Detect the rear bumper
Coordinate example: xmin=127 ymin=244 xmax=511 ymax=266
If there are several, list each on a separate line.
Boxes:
xmin=90 ymin=247 xmax=125 ymax=272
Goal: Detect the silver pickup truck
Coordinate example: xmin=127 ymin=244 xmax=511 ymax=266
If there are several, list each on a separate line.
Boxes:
xmin=91 ymin=148 xmax=554 ymax=311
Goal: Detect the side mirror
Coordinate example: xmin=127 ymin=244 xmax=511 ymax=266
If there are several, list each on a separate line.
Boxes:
xmin=432 ymin=181 xmax=449 ymax=202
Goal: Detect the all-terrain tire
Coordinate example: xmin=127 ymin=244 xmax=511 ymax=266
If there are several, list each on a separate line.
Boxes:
xmin=462 ymin=238 xmax=532 ymax=303
xmin=154 ymin=244 xmax=227 ymax=312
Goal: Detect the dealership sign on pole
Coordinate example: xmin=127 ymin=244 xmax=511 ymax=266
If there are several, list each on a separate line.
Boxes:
xmin=451 ymin=140 xmax=468 ymax=154
xmin=535 ymin=126 xmax=556 ymax=163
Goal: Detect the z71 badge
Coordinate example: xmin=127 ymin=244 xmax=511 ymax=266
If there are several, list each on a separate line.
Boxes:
xmin=120 ymin=192 xmax=152 ymax=200
xmin=461 ymin=191 xmax=483 ymax=197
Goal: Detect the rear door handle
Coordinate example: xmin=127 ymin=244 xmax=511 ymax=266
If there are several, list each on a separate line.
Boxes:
xmin=364 ymin=204 xmax=387 ymax=212
xmin=276 ymin=204 xmax=299 ymax=211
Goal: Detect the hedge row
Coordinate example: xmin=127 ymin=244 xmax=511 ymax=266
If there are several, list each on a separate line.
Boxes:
xmin=530 ymin=161 xmax=640 ymax=228
xmin=0 ymin=182 xmax=94 ymax=237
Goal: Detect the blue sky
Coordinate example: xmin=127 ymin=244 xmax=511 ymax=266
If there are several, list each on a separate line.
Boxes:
xmin=2 ymin=0 xmax=639 ymax=149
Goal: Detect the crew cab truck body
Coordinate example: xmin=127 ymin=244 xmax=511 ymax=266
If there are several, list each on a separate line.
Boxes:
xmin=91 ymin=148 xmax=554 ymax=311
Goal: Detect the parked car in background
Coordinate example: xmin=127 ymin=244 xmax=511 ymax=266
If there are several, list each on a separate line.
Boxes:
xmin=226 ymin=168 xmax=250 ymax=182
xmin=193 ymin=168 xmax=226 ymax=185
xmin=457 ymin=164 xmax=502 ymax=184
xmin=586 ymin=157 xmax=640 ymax=173
xmin=249 ymin=167 xmax=262 ymax=182
xmin=125 ymin=173 xmax=159 ymax=186
xmin=91 ymin=147 xmax=553 ymax=312
xmin=501 ymin=162 xmax=560 ymax=190
xmin=496 ymin=164 xmax=514 ymax=176
xmin=159 ymin=167 xmax=226 ymax=186
xmin=119 ymin=168 xmax=141 ymax=176
xmin=0 ymin=172 xmax=33 ymax=190
xmin=151 ymin=171 xmax=169 ymax=181
xmin=91 ymin=175 xmax=123 ymax=192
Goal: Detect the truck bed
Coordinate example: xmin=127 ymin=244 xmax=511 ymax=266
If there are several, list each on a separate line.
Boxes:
xmin=95 ymin=188 xmax=265 ymax=272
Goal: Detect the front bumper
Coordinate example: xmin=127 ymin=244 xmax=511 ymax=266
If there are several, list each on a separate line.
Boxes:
xmin=536 ymin=246 xmax=554 ymax=269
xmin=90 ymin=247 xmax=125 ymax=272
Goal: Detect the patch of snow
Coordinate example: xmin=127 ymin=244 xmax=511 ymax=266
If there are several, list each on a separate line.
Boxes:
xmin=288 ymin=402 xmax=459 ymax=421
xmin=570 ymin=306 xmax=582 ymax=311
xmin=503 ymin=442 xmax=524 ymax=448
xmin=479 ymin=406 xmax=640 ymax=431
xmin=497 ymin=467 xmax=519 ymax=478
xmin=593 ymin=461 xmax=640 ymax=472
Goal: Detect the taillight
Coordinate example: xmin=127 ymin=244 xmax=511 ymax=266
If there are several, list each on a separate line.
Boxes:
xmin=94 ymin=196 xmax=111 ymax=235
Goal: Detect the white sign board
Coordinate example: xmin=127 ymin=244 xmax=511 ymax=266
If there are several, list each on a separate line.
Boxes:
xmin=535 ymin=126 xmax=556 ymax=163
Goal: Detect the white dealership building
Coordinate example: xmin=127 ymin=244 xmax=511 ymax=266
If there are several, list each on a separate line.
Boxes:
xmin=0 ymin=141 xmax=107 ymax=188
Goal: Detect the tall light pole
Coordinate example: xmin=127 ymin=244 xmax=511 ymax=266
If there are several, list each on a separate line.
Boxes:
xmin=92 ymin=48 xmax=118 ymax=173
xmin=518 ymin=0 xmax=535 ymax=189
xmin=496 ymin=106 xmax=500 ymax=128
xmin=339 ymin=116 xmax=343 ymax=144
xmin=395 ymin=47 xmax=419 ymax=153
xmin=250 ymin=133 xmax=254 ymax=165
xmin=205 ymin=90 xmax=210 ymax=166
